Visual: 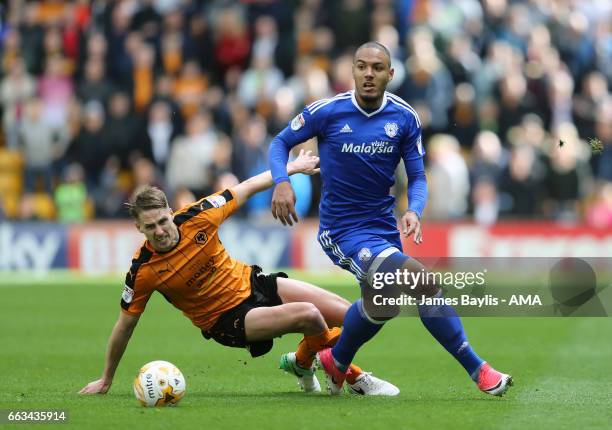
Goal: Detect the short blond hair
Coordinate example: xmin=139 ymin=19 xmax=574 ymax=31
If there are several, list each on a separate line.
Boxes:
xmin=125 ymin=186 xmax=169 ymax=220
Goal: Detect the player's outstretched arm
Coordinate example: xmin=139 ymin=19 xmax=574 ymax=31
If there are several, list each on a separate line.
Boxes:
xmin=232 ymin=149 xmax=319 ymax=209
xmin=79 ymin=312 xmax=140 ymax=394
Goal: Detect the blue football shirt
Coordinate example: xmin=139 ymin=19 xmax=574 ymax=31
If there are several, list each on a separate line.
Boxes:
xmin=270 ymin=90 xmax=427 ymax=233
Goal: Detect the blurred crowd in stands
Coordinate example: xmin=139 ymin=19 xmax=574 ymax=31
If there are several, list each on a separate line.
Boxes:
xmin=0 ymin=0 xmax=611 ymax=227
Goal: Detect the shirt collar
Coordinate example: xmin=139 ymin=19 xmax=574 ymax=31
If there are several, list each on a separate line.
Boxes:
xmin=350 ymin=90 xmax=388 ymax=117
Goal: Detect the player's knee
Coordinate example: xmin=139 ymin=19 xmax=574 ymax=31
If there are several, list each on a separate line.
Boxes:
xmin=367 ymin=250 xmax=441 ymax=299
xmin=294 ymin=303 xmax=326 ymax=333
xmin=398 ymin=259 xmax=440 ymax=298
xmin=362 ymin=281 xmax=402 ymax=320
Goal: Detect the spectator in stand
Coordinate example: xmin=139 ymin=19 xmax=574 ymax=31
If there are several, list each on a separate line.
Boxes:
xmin=496 ymin=72 xmax=538 ymax=144
xmin=173 ymin=60 xmax=208 ymax=119
xmin=105 ymin=2 xmax=136 ymax=86
xmin=544 ymin=123 xmax=592 ymax=221
xmin=470 ymin=130 xmax=506 ymax=186
xmin=17 ymin=193 xmax=43 ymax=222
xmin=212 ymin=6 xmax=251 ymax=74
xmin=61 ymin=2 xmax=88 ymax=68
xmin=554 ymin=10 xmax=596 ymax=84
xmin=499 ymin=144 xmax=542 ymax=218
xmin=131 ymin=42 xmax=156 ymax=113
xmin=54 ymin=162 xmax=88 ymax=223
xmin=250 ymin=15 xmax=279 ymax=68
xmin=401 ymin=27 xmax=454 ymax=133
xmin=19 ymin=96 xmax=68 ymax=193
xmin=572 ymin=71 xmax=608 ymax=141
xmin=426 ymin=134 xmax=470 ymax=220
xmin=137 ymin=100 xmax=177 ymax=175
xmin=472 ymin=178 xmax=500 ymax=226
xmin=328 ymin=0 xmax=369 ymax=52
xmin=185 ymin=13 xmax=217 ymax=83
xmin=66 ymin=100 xmax=108 ymax=189
xmin=18 ymin=3 xmax=45 ymax=74
xmin=519 ymin=114 xmax=548 ymax=152
xmin=547 ymin=69 xmax=575 ymax=131
xmin=104 ymin=91 xmax=141 ymax=167
xmin=150 ymin=74 xmax=184 ymax=133
xmin=166 ymin=110 xmax=220 ymax=197
xmin=38 ymin=56 xmax=74 ymax=135
xmin=329 ymin=54 xmax=354 ymax=94
xmin=237 ymin=54 xmax=284 ymax=112
xmin=131 ymin=157 xmax=165 ymax=194
xmin=83 ymin=32 xmax=108 ymax=65
xmin=443 ymin=33 xmax=481 ymax=86
xmin=42 ymin=27 xmax=64 ymax=65
xmin=232 ymin=115 xmax=273 ymax=217
xmin=447 ymin=82 xmax=480 ymax=148
xmin=0 ymin=57 xmax=36 ymax=149
xmin=1 ymin=29 xmax=23 ymax=74
xmin=78 ymin=57 xmax=115 ymax=104
xmin=130 ymin=0 xmax=162 ymax=41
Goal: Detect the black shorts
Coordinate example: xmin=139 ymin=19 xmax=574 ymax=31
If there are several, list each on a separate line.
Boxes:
xmin=202 ymin=265 xmax=287 ymax=357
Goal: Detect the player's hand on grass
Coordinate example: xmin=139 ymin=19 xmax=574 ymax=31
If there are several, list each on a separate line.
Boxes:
xmin=79 ymin=378 xmax=111 ymax=394
xmin=288 ymin=149 xmax=320 ymax=176
xmin=271 ymin=181 xmax=298 ymax=226
xmin=401 ymin=210 xmax=422 ymax=244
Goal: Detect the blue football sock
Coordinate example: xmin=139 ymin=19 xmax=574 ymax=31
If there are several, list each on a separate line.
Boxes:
xmin=331 ymin=299 xmax=384 ymax=370
xmin=418 ymin=297 xmax=484 ymax=378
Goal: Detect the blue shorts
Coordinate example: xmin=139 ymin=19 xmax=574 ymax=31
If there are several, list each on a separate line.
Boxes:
xmin=317 ymin=228 xmax=403 ymax=281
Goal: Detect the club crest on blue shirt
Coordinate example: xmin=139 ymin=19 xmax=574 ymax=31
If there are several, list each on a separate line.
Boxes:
xmin=384 ymin=122 xmax=398 ymax=138
xmin=291 ymin=113 xmax=305 ymax=131
xmin=358 ymin=247 xmax=372 ymax=262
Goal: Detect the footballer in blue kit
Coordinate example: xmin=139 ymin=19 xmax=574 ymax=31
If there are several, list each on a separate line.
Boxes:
xmin=273 ymin=87 xmax=426 ymax=281
xmin=269 ymin=42 xmax=513 ymax=397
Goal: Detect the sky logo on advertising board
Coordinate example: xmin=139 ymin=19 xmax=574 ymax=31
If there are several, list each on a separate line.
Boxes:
xmin=341 ymin=140 xmax=394 ymax=155
xmin=0 ymin=223 xmax=62 ymax=271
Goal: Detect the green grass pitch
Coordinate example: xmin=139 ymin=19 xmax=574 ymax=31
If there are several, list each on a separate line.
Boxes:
xmin=1 ymin=271 xmax=611 ymax=429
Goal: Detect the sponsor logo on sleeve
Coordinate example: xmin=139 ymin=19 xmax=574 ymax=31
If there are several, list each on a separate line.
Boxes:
xmin=205 ymin=195 xmax=227 ymax=208
xmin=290 ymin=114 xmax=305 ymax=131
xmin=122 ymin=285 xmax=134 ymax=303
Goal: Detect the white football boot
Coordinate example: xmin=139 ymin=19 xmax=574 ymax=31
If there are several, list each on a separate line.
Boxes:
xmin=347 ymin=372 xmax=400 ymax=396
